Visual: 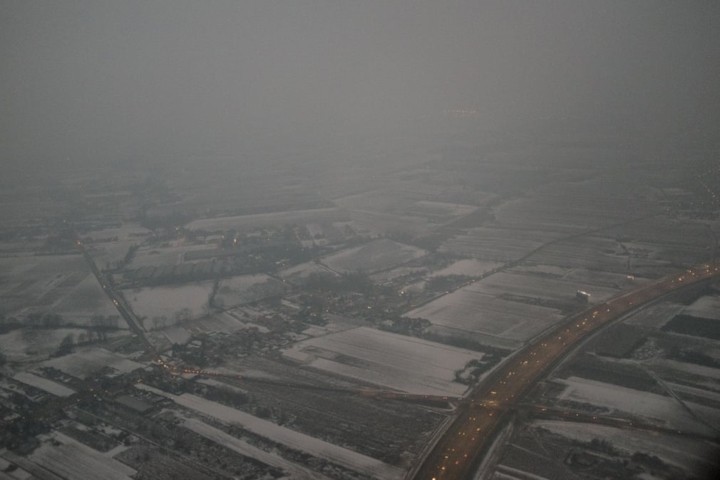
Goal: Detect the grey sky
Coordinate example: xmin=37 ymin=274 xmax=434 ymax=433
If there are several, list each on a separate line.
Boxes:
xmin=1 ymin=0 xmax=718 ymax=168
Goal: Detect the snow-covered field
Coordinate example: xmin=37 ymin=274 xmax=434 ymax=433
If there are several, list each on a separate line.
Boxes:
xmin=521 ymin=236 xmax=636 ymax=273
xmin=185 ymin=207 xmax=346 ymax=232
xmin=347 ymin=209 xmax=434 ymax=237
xmin=130 ymin=244 xmax=209 ymax=268
xmin=322 ymin=239 xmax=426 ymax=273
xmin=429 ymin=259 xmax=502 ymax=277
xmin=279 ymin=260 xmax=337 ymax=283
xmin=13 ymin=372 xmax=75 ymax=397
xmin=283 ymin=326 xmax=479 ymax=396
xmin=137 ymin=384 xmax=402 ymax=479
xmin=494 ymin=179 xmax=659 ymax=231
xmin=471 ymin=271 xmax=620 ymax=303
xmin=409 ymin=200 xmax=478 ymax=219
xmin=29 ymin=432 xmax=136 ymax=480
xmin=555 ymin=376 xmax=715 ymax=433
xmin=0 ymin=253 xmax=121 ymax=323
xmin=50 ymin=273 xmax=121 ymax=321
xmin=214 ymin=274 xmax=285 ymax=308
xmin=0 ymin=327 xmax=127 ymax=362
xmin=181 ymin=416 xmax=331 ymax=480
xmin=624 ymin=302 xmax=685 ymax=328
xmin=0 ymin=254 xmax=88 ymax=316
xmin=124 ymin=282 xmax=214 ymax=322
xmin=534 ymin=420 xmax=718 ymax=474
xmin=439 ymin=226 xmax=559 ymax=261
xmin=683 ymin=295 xmax=720 ymax=320
xmin=41 ymin=348 xmax=144 ymax=379
xmin=405 ymin=288 xmax=563 ymax=341
xmin=370 ymin=265 xmax=428 ymax=284
xmin=81 ymin=223 xmax=152 ymax=267
xmin=82 ymin=224 xmax=151 ymax=242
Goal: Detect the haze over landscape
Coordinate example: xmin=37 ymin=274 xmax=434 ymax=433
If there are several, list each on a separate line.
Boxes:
xmin=1 ymin=2 xmax=719 ymax=480
xmin=2 ymin=0 xmax=719 ymax=170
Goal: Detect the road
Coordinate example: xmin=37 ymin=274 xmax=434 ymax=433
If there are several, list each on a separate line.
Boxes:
xmin=75 ymin=239 xmax=156 ymax=354
xmin=411 ymin=262 xmax=720 ymax=480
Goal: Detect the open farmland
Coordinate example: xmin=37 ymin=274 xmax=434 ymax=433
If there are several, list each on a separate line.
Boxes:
xmin=180 ymin=416 xmax=328 ymax=480
xmin=13 ymin=372 xmax=76 ymax=397
xmin=522 ymin=234 xmax=628 ymax=269
xmin=80 ymin=223 xmax=152 ymax=267
xmin=531 ymin=421 xmax=719 ymax=475
xmin=50 ymin=273 xmax=121 ymax=321
xmin=214 ymin=274 xmax=286 ymax=308
xmin=494 ymin=178 xmax=661 ymax=231
xmin=683 ymin=294 xmax=720 ymax=320
xmin=279 ymin=260 xmax=338 ymax=284
xmin=27 ymin=432 xmax=136 ymax=480
xmin=136 ymin=384 xmax=404 ymax=480
xmin=407 ymin=200 xmax=478 ymax=220
xmin=130 ymin=243 xmax=210 ymax=268
xmin=0 ymin=327 xmax=127 ymax=362
xmin=602 ymin=216 xmax=717 ymax=268
xmin=370 ymin=265 xmax=428 ymax=284
xmin=41 ymin=348 xmax=144 ymax=379
xmin=439 ymin=226 xmax=560 ymax=261
xmin=405 ymin=287 xmax=563 ymax=344
xmin=284 ymin=326 xmax=479 ymax=396
xmin=429 ymin=259 xmax=503 ymax=277
xmin=124 ymin=282 xmax=214 ymax=323
xmin=184 ymin=207 xmax=347 ymax=233
xmin=322 ymin=239 xmax=426 ymax=273
xmin=180 ymin=309 xmax=267 ymax=334
xmin=552 ymin=376 xmax=717 ymax=431
xmin=346 ymin=209 xmax=435 ymax=237
xmin=470 ymin=270 xmax=621 ymax=303
xmin=0 ymin=254 xmax=102 ymax=318
xmin=215 ymin=355 xmax=444 ymax=465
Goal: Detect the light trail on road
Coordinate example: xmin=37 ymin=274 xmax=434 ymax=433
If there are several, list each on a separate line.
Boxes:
xmin=412 ymin=262 xmax=720 ymax=480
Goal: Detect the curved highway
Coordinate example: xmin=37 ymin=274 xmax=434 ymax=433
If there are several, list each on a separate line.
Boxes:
xmin=411 ymin=262 xmax=720 ymax=480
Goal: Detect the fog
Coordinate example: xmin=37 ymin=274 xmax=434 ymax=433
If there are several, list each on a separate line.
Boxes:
xmin=1 ymin=0 xmax=718 ymax=170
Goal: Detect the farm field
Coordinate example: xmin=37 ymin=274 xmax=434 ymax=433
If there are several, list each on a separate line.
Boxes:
xmin=346 ymin=209 xmax=435 ymax=237
xmin=28 ymin=432 xmax=135 ymax=480
xmin=180 ymin=416 xmax=327 ymax=480
xmin=214 ymin=274 xmax=286 ymax=308
xmin=0 ymin=327 xmax=127 ymax=362
xmin=493 ymin=178 xmax=661 ymax=231
xmin=184 ymin=207 xmax=347 ymax=232
xmin=0 ymin=254 xmax=88 ymax=315
xmin=182 ymin=309 xmax=266 ymax=334
xmin=40 ymin=348 xmax=144 ymax=379
xmin=405 ymin=288 xmax=563 ymax=343
xmin=525 ymin=235 xmax=670 ymax=276
xmin=129 ymin=244 xmax=210 ymax=268
xmin=554 ymin=376 xmax=717 ymax=433
xmin=623 ymin=301 xmax=686 ymax=328
xmin=429 ymin=259 xmax=502 ymax=277
xmin=123 ymin=282 xmax=214 ymax=323
xmin=407 ymin=200 xmax=478 ymax=219
xmin=80 ymin=223 xmax=152 ymax=267
xmin=13 ymin=372 xmax=76 ymax=397
xmin=683 ymin=294 xmax=720 ymax=320
xmin=439 ymin=226 xmax=560 ymax=261
xmin=50 ymin=273 xmax=120 ymax=321
xmin=216 ymin=354 xmax=444 ymax=464
xmin=136 ymin=384 xmax=403 ymax=480
xmin=470 ymin=270 xmax=621 ymax=303
xmin=278 ymin=260 xmax=337 ymax=284
xmin=283 ymin=326 xmax=479 ymax=396
xmin=321 ymin=239 xmax=426 ymax=273
xmin=531 ymin=420 xmax=718 ymax=474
